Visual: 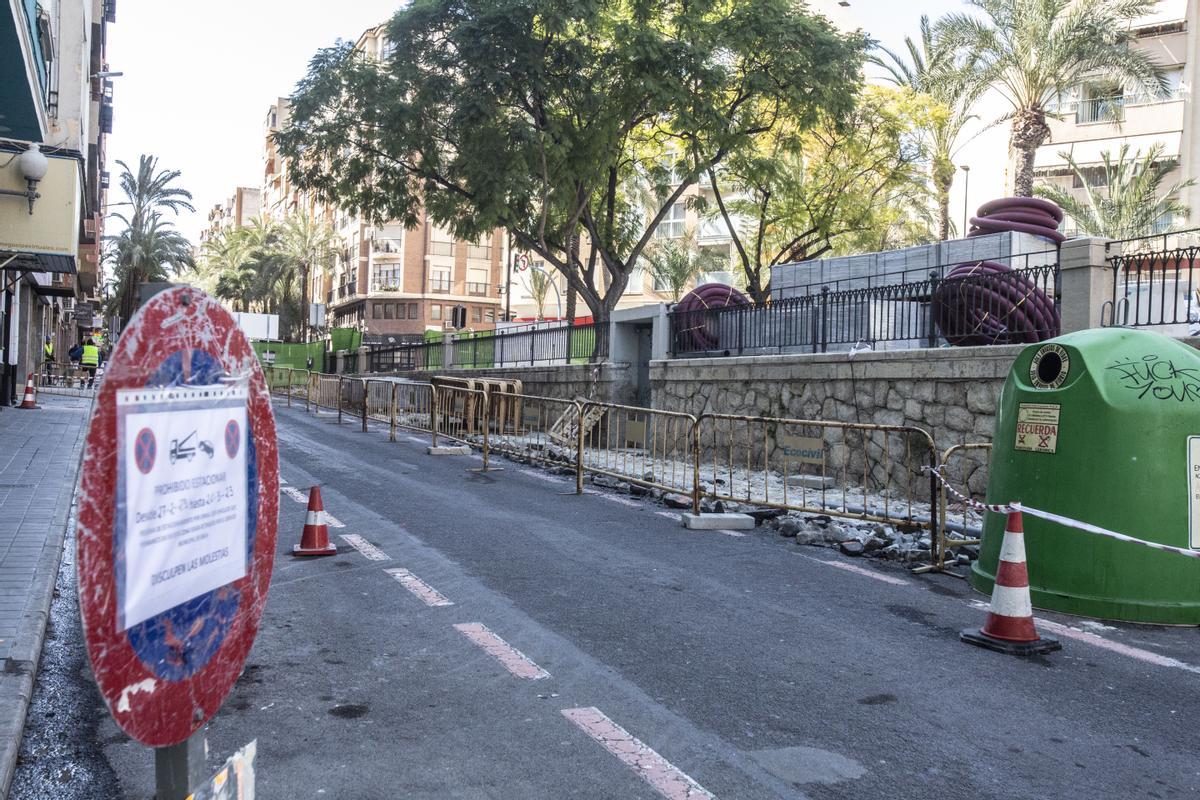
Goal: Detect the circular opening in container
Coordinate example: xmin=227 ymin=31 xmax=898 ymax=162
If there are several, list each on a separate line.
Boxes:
xmin=1036 ymin=351 xmax=1063 ymax=386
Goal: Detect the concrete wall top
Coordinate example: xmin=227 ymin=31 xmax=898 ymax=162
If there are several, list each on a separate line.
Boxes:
xmin=772 ymin=231 xmax=1058 ymax=299
xmin=652 ymin=344 xmax=1023 ymax=382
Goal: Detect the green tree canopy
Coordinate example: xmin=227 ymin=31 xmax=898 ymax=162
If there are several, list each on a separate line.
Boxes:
xmin=277 ymin=0 xmax=866 ymax=322
xmin=706 ymin=85 xmax=935 ymax=300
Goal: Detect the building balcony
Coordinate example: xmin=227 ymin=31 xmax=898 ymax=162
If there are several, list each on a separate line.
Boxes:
xmin=371 ymin=237 xmax=402 ymax=256
xmin=371 ymin=282 xmax=404 ymax=294
xmin=429 ymin=277 xmax=452 ymax=294
xmin=466 ymin=282 xmax=489 ymax=297
xmin=466 ymin=245 xmax=492 ymax=261
xmin=429 ymin=241 xmax=454 ymax=257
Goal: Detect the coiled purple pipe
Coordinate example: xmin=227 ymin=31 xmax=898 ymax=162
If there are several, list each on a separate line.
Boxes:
xmin=674 ymin=283 xmax=750 ymax=351
xmin=935 ymin=197 xmax=1063 ymax=346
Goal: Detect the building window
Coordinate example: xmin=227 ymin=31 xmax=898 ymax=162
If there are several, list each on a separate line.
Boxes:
xmin=430 ymin=268 xmax=452 ymax=293
xmin=373 ymin=263 xmax=402 ymax=291
xmin=373 ymin=303 xmax=384 ymax=319
xmin=654 ymin=203 xmax=686 ymax=239
xmin=383 ymin=303 xmax=394 ymax=320
xmin=431 ymin=304 xmax=442 ymax=321
xmin=471 ymin=306 xmax=482 ymax=323
xmin=408 ymin=302 xmax=418 ymax=319
xmin=485 ymin=308 xmax=495 ymax=323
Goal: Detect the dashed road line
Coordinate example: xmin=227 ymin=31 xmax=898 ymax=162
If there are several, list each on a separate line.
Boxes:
xmin=562 ymin=707 xmax=715 ymax=800
xmin=324 ymin=512 xmax=345 ymax=528
xmin=796 ymin=553 xmax=911 ymax=587
xmin=595 ymin=493 xmax=643 ymax=509
xmin=282 ymin=486 xmax=308 ymax=504
xmin=519 ymin=468 xmax=569 ymax=485
xmin=453 ymin=623 xmax=550 ymax=680
xmin=385 ymin=567 xmax=453 ymax=607
xmin=339 ymin=534 xmax=390 ymax=562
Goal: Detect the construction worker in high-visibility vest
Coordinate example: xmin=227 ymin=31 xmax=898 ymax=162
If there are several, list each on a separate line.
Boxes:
xmin=81 ymin=339 xmax=101 ymax=389
xmin=42 ymin=336 xmax=55 ymax=382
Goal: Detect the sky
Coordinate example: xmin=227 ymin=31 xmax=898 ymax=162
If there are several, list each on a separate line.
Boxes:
xmin=106 ymin=0 xmax=1003 ymax=245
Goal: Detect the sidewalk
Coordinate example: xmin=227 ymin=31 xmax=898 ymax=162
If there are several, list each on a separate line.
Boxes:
xmin=0 ymin=395 xmax=89 ymax=799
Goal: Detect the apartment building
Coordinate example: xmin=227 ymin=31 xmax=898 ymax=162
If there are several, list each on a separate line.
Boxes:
xmin=261 ymin=24 xmax=505 ymax=344
xmin=1034 ymin=0 xmax=1199 ymax=230
xmin=0 ymin=0 xmax=114 ymax=402
xmin=199 ymin=186 xmax=262 ymax=246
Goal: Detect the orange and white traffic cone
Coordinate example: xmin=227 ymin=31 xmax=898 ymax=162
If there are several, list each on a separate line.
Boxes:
xmin=18 ymin=373 xmax=38 ymax=409
xmin=962 ymin=510 xmax=1061 ymax=656
xmin=293 ymin=486 xmax=337 ymax=556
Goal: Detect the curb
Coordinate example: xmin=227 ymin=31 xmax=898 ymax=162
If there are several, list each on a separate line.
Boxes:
xmin=0 ymin=418 xmax=85 ymax=800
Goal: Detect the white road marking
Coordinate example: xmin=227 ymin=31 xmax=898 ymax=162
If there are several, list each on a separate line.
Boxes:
xmin=339 ymin=534 xmax=390 ymax=562
xmin=562 ymin=707 xmax=715 ymax=800
xmin=520 ymin=468 xmax=568 ymax=485
xmin=796 ymin=553 xmax=911 ymax=587
xmin=453 ymin=623 xmax=550 ymax=680
xmin=656 ymin=511 xmax=682 ymax=521
xmin=324 ymin=512 xmax=345 ymax=529
xmin=282 ymin=486 xmax=309 ymax=504
xmin=384 ymin=568 xmax=453 ymax=607
xmin=596 ymin=493 xmax=643 ymax=509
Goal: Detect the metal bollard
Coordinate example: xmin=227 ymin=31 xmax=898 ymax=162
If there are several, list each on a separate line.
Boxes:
xmin=361 ymin=380 xmax=368 ymax=433
xmin=337 ymin=377 xmax=344 ymax=424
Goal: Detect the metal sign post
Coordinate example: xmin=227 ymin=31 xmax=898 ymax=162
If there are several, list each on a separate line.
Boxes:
xmin=76 ymin=287 xmax=278 ymax=795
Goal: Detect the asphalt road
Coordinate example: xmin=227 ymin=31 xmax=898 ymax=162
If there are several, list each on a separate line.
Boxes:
xmin=16 ymin=400 xmax=1200 ymax=799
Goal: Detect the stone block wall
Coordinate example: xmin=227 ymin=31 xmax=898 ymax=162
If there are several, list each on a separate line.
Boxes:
xmin=651 ymin=344 xmax=1022 ymax=494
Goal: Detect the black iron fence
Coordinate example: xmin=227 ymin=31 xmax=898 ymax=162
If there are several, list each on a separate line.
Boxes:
xmin=670 ymin=263 xmax=1060 ymax=357
xmin=367 ymin=321 xmax=609 ymax=373
xmin=1105 ymin=229 xmax=1200 ymax=331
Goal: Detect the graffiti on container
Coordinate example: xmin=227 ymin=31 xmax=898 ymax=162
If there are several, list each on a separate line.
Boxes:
xmin=1106 ymin=355 xmax=1200 ymax=402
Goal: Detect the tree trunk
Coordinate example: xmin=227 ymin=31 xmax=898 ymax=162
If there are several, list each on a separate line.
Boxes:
xmin=1010 ymin=107 xmax=1051 ymax=197
xmin=566 ymin=233 xmax=579 ymax=322
xmin=300 ymin=260 xmax=310 ymax=343
xmin=933 ymin=155 xmax=955 ymax=240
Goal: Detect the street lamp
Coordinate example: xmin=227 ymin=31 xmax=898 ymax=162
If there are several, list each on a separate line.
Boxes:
xmin=0 ymin=143 xmax=49 ymax=214
xmin=960 ymin=164 xmax=971 ymax=237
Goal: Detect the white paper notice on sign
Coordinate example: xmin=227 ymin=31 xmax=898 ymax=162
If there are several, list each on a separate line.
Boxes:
xmin=116 ymin=385 xmax=250 ymax=631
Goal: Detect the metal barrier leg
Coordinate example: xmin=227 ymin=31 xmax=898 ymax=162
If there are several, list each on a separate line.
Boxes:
xmin=361 ymin=380 xmax=368 ymax=433
xmin=287 ymin=368 xmax=293 ymax=408
xmin=389 ymin=383 xmax=398 ymax=443
xmin=575 ymin=402 xmax=584 ymax=496
xmin=337 ymin=377 xmax=344 ymax=424
xmin=306 ymin=374 xmax=312 ymax=412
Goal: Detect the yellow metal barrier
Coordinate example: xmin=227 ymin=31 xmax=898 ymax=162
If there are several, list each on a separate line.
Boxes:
xmin=488 ymin=394 xmax=583 ymax=482
xmin=579 ymin=402 xmax=700 ymax=511
xmin=310 ymin=374 xmax=342 ymax=416
xmin=432 ymin=385 xmax=491 ymax=466
xmin=914 ymin=442 xmax=991 ymax=574
xmin=694 ymin=413 xmax=938 ymax=533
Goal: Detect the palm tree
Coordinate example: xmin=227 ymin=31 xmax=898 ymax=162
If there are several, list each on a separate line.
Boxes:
xmin=644 ymin=231 xmax=724 ymax=303
xmin=202 ymin=228 xmax=256 ymax=311
xmin=279 ymin=212 xmax=339 ymax=341
xmin=940 ymin=0 xmax=1167 ymax=196
xmin=871 ymin=15 xmax=983 ymax=240
xmin=1035 ymin=144 xmax=1195 ymax=239
xmin=105 ymin=214 xmax=194 ymax=319
xmin=106 ymin=155 xmax=195 ymax=322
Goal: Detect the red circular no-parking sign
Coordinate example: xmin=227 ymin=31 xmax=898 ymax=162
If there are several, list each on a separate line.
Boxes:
xmin=77 ymin=287 xmax=279 ymax=747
